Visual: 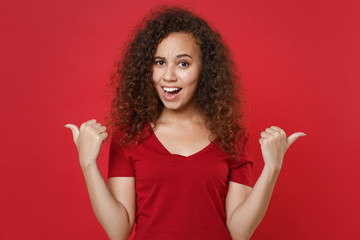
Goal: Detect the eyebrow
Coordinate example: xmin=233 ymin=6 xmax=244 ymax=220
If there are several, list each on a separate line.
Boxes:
xmin=154 ymin=54 xmax=193 ymax=59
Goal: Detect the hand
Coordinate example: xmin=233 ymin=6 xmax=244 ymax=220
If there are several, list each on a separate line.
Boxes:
xmin=65 ymin=119 xmax=108 ymax=169
xmin=259 ymin=126 xmax=305 ymax=173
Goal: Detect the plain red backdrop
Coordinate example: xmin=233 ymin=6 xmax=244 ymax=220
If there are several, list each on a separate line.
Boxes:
xmin=1 ymin=0 xmax=359 ymax=239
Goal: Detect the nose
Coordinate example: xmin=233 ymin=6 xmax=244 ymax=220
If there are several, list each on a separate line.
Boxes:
xmin=162 ymin=64 xmax=176 ymax=82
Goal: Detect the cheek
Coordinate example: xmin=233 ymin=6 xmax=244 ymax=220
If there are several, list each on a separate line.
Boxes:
xmin=152 ymin=69 xmax=163 ymax=85
xmin=180 ymin=69 xmax=200 ymax=86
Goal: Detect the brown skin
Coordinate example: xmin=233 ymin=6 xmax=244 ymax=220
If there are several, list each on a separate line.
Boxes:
xmin=65 ymin=120 xmax=305 ymax=240
xmin=65 ymin=7 xmax=306 ymax=240
xmin=151 ymin=32 xmax=212 ymax=156
xmin=106 ymin=6 xmax=246 ymax=160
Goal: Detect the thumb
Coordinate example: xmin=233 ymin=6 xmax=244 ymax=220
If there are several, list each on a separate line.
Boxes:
xmin=65 ymin=124 xmax=80 ymax=146
xmin=287 ymin=132 xmax=306 ymax=148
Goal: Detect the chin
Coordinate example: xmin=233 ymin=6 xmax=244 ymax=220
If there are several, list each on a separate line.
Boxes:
xmin=162 ymin=102 xmax=182 ymax=111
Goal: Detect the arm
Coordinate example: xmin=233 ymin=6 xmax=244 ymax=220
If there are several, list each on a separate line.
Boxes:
xmin=66 ymin=119 xmax=135 ymax=240
xmin=226 ymin=126 xmax=305 ymax=240
xmin=82 ymin=165 xmax=135 ymax=240
xmin=226 ymin=166 xmax=279 ymax=240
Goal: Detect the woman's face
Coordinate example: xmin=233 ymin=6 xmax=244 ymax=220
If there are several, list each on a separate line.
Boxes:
xmin=152 ymin=32 xmax=202 ymax=112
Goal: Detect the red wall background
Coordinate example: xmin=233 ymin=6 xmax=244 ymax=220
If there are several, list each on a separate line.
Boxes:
xmin=1 ymin=0 xmax=359 ymax=239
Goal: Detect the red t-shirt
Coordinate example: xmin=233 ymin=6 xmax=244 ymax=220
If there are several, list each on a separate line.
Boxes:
xmin=108 ymin=129 xmax=253 ymax=240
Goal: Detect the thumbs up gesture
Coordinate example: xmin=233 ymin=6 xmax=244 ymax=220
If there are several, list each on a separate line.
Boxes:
xmin=65 ymin=119 xmax=108 ymax=169
xmin=259 ymin=126 xmax=305 ymax=172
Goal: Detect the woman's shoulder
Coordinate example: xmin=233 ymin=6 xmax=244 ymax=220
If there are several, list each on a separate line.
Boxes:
xmin=110 ymin=124 xmax=154 ymax=151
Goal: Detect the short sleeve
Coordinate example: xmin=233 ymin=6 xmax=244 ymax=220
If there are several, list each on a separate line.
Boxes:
xmin=108 ymin=133 xmax=135 ymax=178
xmin=229 ymin=136 xmax=253 ymax=187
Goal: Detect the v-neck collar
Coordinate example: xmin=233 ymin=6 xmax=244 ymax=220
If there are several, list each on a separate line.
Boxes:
xmin=150 ymin=127 xmax=215 ymax=159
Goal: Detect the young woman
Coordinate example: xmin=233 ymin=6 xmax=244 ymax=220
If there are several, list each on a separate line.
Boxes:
xmin=65 ymin=7 xmax=305 ymax=240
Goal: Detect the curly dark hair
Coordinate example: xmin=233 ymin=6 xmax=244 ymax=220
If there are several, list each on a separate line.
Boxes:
xmin=106 ymin=6 xmax=247 ymax=160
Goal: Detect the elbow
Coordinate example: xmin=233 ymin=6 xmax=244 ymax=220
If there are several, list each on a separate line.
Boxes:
xmin=228 ymin=232 xmax=252 ymax=240
xmin=106 ymin=231 xmax=131 ymax=240
xmin=105 ymin=223 xmax=134 ymax=240
xmin=238 ymin=235 xmax=252 ymax=240
xmin=227 ymin=222 xmax=254 ymax=240
xmin=107 ymin=237 xmax=129 ymax=240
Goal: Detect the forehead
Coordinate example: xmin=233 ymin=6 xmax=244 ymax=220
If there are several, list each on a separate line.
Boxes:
xmin=155 ymin=32 xmax=200 ymax=56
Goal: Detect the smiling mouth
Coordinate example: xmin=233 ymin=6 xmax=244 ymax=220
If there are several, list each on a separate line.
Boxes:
xmin=162 ymin=87 xmax=182 ymax=96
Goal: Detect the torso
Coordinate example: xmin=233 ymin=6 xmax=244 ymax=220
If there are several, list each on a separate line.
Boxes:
xmin=151 ymin=120 xmax=214 ymax=157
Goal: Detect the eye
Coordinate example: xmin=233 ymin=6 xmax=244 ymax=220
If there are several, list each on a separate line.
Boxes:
xmin=154 ymin=60 xmax=165 ymax=66
xmin=178 ymin=61 xmax=189 ymax=68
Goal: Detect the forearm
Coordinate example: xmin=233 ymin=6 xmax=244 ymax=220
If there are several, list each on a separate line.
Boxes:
xmin=227 ymin=165 xmax=279 ymax=240
xmin=81 ymin=163 xmax=133 ymax=240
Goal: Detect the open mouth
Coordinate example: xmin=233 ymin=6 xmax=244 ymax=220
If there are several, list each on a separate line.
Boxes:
xmin=162 ymin=87 xmax=182 ymax=97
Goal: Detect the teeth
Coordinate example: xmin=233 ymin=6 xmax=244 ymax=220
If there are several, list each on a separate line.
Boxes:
xmin=163 ymin=87 xmax=181 ymax=92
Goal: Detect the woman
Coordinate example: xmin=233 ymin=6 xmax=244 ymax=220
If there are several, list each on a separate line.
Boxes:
xmin=65 ymin=7 xmax=305 ymax=240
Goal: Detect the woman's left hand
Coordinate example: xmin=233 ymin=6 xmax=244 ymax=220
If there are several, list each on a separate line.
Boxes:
xmin=259 ymin=126 xmax=305 ymax=173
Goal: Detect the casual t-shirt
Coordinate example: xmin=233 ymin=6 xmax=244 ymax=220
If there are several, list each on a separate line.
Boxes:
xmin=108 ymin=128 xmax=253 ymax=240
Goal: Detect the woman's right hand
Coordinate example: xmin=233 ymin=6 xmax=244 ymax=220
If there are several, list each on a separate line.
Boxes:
xmin=65 ymin=119 xmax=108 ymax=169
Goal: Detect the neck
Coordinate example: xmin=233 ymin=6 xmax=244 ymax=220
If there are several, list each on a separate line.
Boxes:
xmin=158 ymin=103 xmax=205 ymax=125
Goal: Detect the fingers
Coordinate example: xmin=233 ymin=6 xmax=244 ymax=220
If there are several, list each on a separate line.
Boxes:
xmin=82 ymin=120 xmax=108 ymax=141
xmin=92 ymin=126 xmax=107 ymax=140
xmin=94 ymin=125 xmax=107 ymax=134
xmin=287 ymin=132 xmax=306 ymax=147
xmin=64 ymin=124 xmax=80 ymax=146
xmin=82 ymin=121 xmax=107 ymax=135
xmin=80 ymin=119 xmax=97 ymax=131
xmin=259 ymin=129 xmax=277 ymax=146
xmin=261 ymin=126 xmax=285 ymax=139
xmin=65 ymin=119 xmax=108 ymax=145
xmin=260 ymin=126 xmax=305 ymax=148
xmin=270 ymin=126 xmax=285 ymax=135
xmin=99 ymin=132 xmax=109 ymax=142
xmin=260 ymin=131 xmax=270 ymax=138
